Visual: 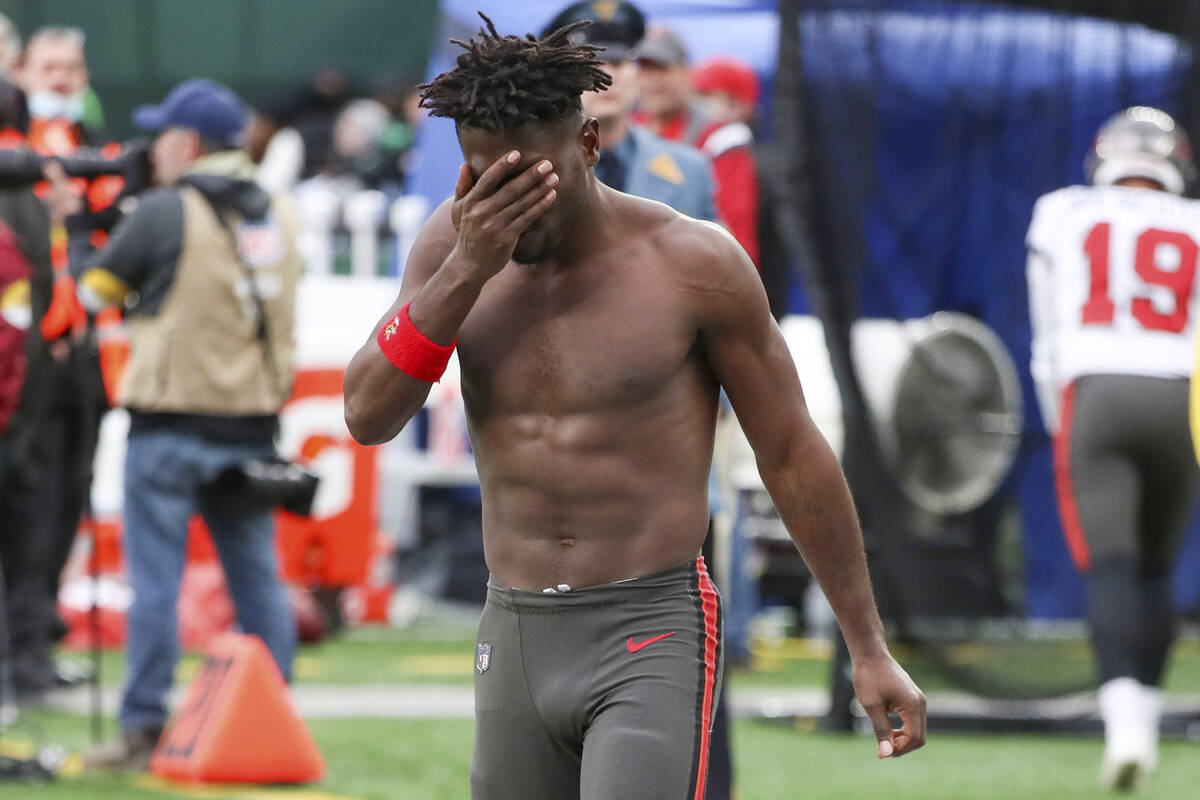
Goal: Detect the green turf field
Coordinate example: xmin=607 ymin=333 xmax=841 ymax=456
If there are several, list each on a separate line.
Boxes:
xmin=2 ymin=626 xmax=1197 ymax=798
xmin=76 ymin=621 xmax=1199 ymax=693
xmin=7 ymin=713 xmax=1199 ymax=799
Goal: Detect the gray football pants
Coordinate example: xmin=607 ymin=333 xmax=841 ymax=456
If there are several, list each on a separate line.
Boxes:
xmin=1054 ymin=374 xmax=1198 ymax=684
xmin=1054 ymin=374 xmax=1197 ymax=571
xmin=470 ymin=557 xmax=723 ymax=800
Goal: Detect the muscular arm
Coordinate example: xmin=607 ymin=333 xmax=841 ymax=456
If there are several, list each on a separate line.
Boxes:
xmin=691 ymin=224 xmax=925 ymax=756
xmin=344 ymin=151 xmax=558 ymax=444
xmin=693 ymin=227 xmax=882 ymax=654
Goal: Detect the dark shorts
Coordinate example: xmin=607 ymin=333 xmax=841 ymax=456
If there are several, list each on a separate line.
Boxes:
xmin=470 ymin=557 xmax=724 ymax=800
xmin=1054 ymin=374 xmax=1199 ymax=571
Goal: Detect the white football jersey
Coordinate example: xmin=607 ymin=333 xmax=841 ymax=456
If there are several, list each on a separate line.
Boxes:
xmin=1026 ymin=184 xmax=1200 ymax=431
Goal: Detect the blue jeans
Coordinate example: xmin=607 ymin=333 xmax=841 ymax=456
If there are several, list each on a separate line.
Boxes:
xmin=119 ymin=427 xmax=296 ymax=732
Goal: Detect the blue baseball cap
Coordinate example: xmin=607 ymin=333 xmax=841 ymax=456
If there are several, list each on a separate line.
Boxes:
xmin=133 ymin=79 xmax=247 ymax=145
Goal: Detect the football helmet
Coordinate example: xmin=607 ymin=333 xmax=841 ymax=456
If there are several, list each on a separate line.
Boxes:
xmin=1085 ymin=106 xmax=1196 ymax=195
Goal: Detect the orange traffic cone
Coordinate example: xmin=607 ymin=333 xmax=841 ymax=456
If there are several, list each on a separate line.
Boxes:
xmin=150 ymin=633 xmax=324 ymax=784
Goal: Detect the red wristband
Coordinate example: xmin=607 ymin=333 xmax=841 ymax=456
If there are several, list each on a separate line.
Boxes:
xmin=376 ymin=303 xmax=456 ymax=382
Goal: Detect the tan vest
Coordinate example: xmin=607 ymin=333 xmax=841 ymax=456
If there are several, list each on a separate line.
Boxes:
xmin=120 ymin=186 xmax=302 ymax=416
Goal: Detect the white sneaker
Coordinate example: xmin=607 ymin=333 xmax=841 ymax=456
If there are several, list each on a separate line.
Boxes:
xmin=1097 ymin=678 xmax=1159 ymax=791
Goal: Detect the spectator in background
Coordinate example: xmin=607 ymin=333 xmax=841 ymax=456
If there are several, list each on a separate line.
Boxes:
xmin=291 ymin=97 xmax=395 ymax=241
xmin=257 ymin=79 xmax=421 ymax=215
xmin=0 ymin=196 xmax=35 ymax=459
xmin=329 ymin=98 xmax=396 ymax=190
xmin=690 ymin=55 xmax=761 ymax=266
xmin=1026 ymin=106 xmax=1200 ymax=791
xmin=632 ymin=26 xmax=712 ymax=143
xmin=284 ymin=66 xmax=352 ymax=181
xmin=0 ymin=14 xmax=44 ymax=715
xmin=372 ymin=78 xmax=424 ymax=191
xmin=297 ymin=66 xmax=353 ymax=175
xmin=0 ymin=155 xmax=78 ymax=711
xmin=247 ymin=99 xmax=304 ymax=195
xmin=247 ymin=67 xmax=354 ymax=196
xmin=0 ymin=103 xmax=53 ymax=706
xmin=244 ymin=105 xmax=282 ymax=166
xmin=16 ymin=27 xmax=98 ymax=150
xmin=81 ymin=80 xmax=300 ymax=770
xmin=2 ymin=25 xmax=112 ymax=699
xmin=633 ymin=30 xmax=762 ymax=268
xmin=543 ymin=2 xmax=714 ymax=221
xmin=0 ymin=21 xmax=32 ymax=472
xmin=691 ymin=56 xmax=759 ymax=129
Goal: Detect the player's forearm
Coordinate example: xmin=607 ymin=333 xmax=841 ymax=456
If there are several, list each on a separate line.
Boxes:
xmin=344 ymin=249 xmax=484 ymax=445
xmin=758 ymin=431 xmax=888 ymax=660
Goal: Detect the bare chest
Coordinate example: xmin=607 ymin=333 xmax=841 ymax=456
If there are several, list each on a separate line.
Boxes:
xmin=457 ymin=262 xmax=697 ymax=415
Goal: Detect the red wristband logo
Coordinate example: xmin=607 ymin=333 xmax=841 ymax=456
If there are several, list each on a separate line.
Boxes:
xmin=376 ymin=303 xmax=456 ymax=382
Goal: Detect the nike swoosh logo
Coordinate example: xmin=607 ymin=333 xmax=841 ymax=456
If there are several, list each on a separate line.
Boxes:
xmin=626 ymin=632 xmax=675 ymax=653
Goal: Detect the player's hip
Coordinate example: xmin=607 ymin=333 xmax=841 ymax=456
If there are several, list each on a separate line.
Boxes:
xmin=474 ymin=557 xmax=723 ymax=736
xmin=1062 ymin=373 xmax=1190 ymax=452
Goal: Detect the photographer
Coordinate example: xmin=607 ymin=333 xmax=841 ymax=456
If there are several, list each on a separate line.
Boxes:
xmin=80 ymin=80 xmax=301 ymax=771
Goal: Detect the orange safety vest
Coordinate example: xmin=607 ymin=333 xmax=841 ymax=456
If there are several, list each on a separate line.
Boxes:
xmin=11 ymin=119 xmax=130 ymax=404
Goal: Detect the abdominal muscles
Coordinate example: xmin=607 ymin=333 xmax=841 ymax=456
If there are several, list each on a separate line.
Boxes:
xmin=469 ymin=383 xmax=717 ymax=589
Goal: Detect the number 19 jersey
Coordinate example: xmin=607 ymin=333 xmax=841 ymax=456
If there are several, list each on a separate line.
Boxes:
xmin=1026 ymin=184 xmax=1200 ymax=428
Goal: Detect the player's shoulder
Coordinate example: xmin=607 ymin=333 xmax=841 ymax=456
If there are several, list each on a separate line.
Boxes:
xmin=1034 ymin=183 xmax=1200 ymax=218
xmin=1032 ymin=184 xmax=1086 ymax=207
xmin=625 ymin=194 xmax=755 ymax=292
xmin=1028 ymin=185 xmax=1113 ymax=247
xmin=1102 ymin=184 xmax=1200 ymax=221
xmin=620 ymin=189 xmax=727 ymax=245
xmin=1030 ymin=184 xmax=1090 ymax=222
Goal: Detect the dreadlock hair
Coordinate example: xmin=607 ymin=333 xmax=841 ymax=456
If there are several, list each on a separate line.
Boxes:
xmin=419 ymin=12 xmax=612 ymax=133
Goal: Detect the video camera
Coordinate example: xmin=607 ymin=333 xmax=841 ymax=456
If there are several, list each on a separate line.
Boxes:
xmin=0 ymin=143 xmax=152 ymax=196
xmin=0 ymin=77 xmax=153 ymax=198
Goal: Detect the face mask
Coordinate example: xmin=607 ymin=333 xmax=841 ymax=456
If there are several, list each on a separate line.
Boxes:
xmin=27 ymin=90 xmax=85 ymax=122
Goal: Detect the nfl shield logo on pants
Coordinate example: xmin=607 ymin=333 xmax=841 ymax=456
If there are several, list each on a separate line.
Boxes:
xmin=476 ymin=642 xmax=491 ymax=674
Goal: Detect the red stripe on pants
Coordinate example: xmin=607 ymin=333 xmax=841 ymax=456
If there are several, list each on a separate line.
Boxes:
xmin=1052 ymin=382 xmax=1091 ymax=571
xmin=692 ymin=557 xmax=720 ymax=800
